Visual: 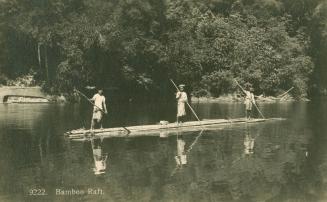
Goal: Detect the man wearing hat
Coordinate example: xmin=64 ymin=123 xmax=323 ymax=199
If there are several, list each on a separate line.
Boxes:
xmin=176 ymin=84 xmax=188 ymax=123
xmin=90 ymin=88 xmax=108 ymax=130
xmin=244 ymin=86 xmax=255 ymax=119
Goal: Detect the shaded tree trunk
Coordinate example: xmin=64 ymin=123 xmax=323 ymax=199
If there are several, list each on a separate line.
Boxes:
xmin=37 ymin=42 xmax=42 ymax=70
xmin=44 ymin=45 xmax=49 ymax=82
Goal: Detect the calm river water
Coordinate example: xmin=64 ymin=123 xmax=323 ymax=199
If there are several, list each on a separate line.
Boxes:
xmin=0 ymin=100 xmax=326 ymax=202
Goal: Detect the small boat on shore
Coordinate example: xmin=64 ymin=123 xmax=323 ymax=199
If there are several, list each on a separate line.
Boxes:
xmin=65 ymin=118 xmax=284 ymax=139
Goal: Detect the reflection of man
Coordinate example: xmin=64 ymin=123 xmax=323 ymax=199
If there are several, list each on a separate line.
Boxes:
xmin=175 ymin=136 xmax=187 ymax=167
xmin=90 ymin=88 xmax=108 ymax=130
xmin=91 ymin=138 xmax=108 ymax=175
xmin=244 ymin=128 xmax=255 ymax=155
xmin=176 ymin=84 xmax=188 ymax=123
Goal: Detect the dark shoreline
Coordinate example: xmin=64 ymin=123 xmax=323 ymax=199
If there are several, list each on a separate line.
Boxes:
xmin=191 ymin=95 xmax=309 ymax=103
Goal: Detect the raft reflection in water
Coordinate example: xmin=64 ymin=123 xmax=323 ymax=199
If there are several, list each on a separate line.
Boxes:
xmin=91 ymin=137 xmax=108 ymax=175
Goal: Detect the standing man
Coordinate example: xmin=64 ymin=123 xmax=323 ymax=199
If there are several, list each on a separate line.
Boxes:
xmin=244 ymin=87 xmax=255 ymax=119
xmin=90 ymin=88 xmax=108 ymax=130
xmin=176 ymin=84 xmax=188 ymax=123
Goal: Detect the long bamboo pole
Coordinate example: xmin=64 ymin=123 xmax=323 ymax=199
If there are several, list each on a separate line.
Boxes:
xmin=277 ymin=87 xmax=294 ymax=99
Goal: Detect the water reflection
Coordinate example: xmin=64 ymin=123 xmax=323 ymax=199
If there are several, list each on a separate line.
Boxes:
xmin=172 ymin=130 xmax=204 ymax=176
xmin=159 ymin=131 xmax=169 ymax=138
xmin=243 ymin=126 xmax=255 ymax=155
xmin=1 ymin=102 xmax=327 ymax=201
xmin=175 ymin=134 xmax=187 ymax=167
xmin=90 ymin=137 xmax=108 ymax=175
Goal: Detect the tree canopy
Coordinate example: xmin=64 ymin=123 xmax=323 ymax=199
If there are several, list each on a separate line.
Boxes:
xmin=0 ymin=0 xmax=326 ymax=100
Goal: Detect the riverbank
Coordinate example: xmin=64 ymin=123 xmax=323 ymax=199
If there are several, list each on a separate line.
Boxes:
xmin=0 ymin=84 xmax=308 ymax=104
xmin=191 ymin=94 xmax=309 ymax=103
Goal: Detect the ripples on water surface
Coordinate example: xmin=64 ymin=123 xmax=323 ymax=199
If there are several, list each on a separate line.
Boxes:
xmin=0 ymin=101 xmax=326 ymax=202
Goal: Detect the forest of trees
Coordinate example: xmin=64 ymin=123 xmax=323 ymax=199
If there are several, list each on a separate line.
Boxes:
xmin=0 ymin=0 xmax=326 ymax=100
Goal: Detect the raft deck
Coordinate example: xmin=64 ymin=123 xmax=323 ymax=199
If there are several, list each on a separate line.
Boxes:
xmin=65 ymin=118 xmax=284 ymax=139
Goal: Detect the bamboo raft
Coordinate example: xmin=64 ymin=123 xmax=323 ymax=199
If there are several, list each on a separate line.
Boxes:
xmin=65 ymin=118 xmax=284 ymax=140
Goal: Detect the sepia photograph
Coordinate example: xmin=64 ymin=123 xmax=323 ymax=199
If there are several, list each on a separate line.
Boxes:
xmin=0 ymin=0 xmax=327 ymax=201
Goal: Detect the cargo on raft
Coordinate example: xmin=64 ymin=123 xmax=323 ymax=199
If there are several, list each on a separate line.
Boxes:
xmin=65 ymin=118 xmax=285 ymax=140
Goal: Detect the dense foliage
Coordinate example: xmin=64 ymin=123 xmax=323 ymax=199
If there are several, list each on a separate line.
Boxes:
xmin=0 ymin=0 xmax=326 ymax=99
